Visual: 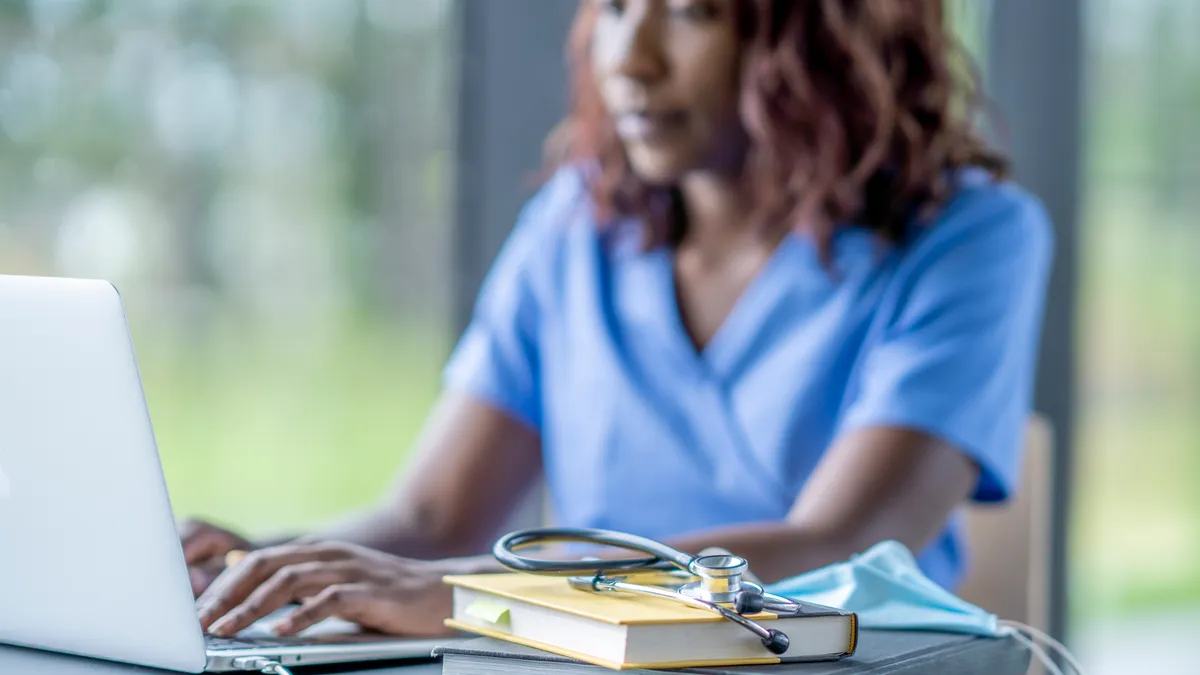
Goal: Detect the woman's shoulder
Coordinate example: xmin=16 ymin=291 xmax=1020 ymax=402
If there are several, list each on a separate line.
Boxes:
xmin=480 ymin=164 xmax=605 ymax=304
xmin=898 ymin=167 xmax=1055 ymax=271
xmin=499 ymin=165 xmax=604 ymax=261
xmin=513 ymin=163 xmax=598 ymax=234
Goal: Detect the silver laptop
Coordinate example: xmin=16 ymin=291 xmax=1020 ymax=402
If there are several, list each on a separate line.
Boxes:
xmin=0 ymin=274 xmax=453 ymax=672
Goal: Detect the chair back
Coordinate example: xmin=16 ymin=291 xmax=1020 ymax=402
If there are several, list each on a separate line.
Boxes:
xmin=957 ymin=413 xmax=1055 ymax=632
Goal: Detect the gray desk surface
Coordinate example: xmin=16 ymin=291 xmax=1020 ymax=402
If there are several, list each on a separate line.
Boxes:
xmin=0 ymin=643 xmax=443 ymax=675
xmin=0 ymin=630 xmax=1031 ymax=675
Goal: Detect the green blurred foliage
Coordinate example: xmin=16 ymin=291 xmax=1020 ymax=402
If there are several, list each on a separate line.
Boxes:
xmin=1071 ymin=0 xmax=1200 ymax=622
xmin=0 ymin=0 xmax=455 ymax=534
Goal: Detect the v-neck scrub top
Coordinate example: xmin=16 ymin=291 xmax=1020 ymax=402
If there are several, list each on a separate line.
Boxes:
xmin=442 ymin=166 xmax=1053 ymax=590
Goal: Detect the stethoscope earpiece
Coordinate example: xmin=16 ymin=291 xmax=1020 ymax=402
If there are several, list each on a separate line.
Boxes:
xmin=735 ymin=589 xmax=765 ymax=614
xmin=762 ymin=628 xmax=790 ymax=654
xmin=493 ymin=527 xmax=802 ymax=655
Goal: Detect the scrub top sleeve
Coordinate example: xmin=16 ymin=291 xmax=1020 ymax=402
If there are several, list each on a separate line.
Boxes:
xmin=839 ymin=186 xmax=1054 ymax=503
xmin=441 ymin=169 xmax=582 ymax=431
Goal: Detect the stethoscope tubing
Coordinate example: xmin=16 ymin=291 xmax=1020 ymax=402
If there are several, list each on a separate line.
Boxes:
xmin=493 ymin=527 xmax=694 ymax=575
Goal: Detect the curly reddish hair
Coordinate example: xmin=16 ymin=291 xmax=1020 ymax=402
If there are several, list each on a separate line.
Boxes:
xmin=547 ymin=0 xmax=1009 ymax=255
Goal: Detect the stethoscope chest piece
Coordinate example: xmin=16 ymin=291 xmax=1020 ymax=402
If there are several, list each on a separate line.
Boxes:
xmin=680 ymin=554 xmax=755 ymax=607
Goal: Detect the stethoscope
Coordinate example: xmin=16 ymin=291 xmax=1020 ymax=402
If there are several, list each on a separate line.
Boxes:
xmin=493 ymin=527 xmax=801 ymax=654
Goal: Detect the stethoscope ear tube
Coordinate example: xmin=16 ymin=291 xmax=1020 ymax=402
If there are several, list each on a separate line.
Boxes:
xmin=493 ymin=527 xmax=694 ymax=575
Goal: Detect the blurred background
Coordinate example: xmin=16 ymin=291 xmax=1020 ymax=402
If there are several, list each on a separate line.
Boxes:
xmin=0 ymin=0 xmax=1195 ymax=672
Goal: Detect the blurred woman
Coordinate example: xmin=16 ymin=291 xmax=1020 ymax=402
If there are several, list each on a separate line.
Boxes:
xmin=188 ymin=0 xmax=1052 ymax=639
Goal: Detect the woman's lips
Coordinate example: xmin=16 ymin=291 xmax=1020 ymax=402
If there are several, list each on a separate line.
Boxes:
xmin=615 ymin=110 xmax=688 ymax=142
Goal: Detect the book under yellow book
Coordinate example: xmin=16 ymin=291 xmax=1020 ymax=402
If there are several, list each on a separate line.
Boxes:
xmin=442 ymin=572 xmax=857 ymax=671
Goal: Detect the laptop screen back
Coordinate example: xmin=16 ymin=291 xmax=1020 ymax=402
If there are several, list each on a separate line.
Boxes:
xmin=0 ymin=275 xmax=207 ymax=673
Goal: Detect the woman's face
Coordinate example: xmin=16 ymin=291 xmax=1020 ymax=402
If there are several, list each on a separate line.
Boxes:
xmin=590 ymin=0 xmax=745 ymax=184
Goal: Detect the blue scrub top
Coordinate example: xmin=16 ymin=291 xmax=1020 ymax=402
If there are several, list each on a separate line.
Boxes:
xmin=442 ymin=166 xmax=1053 ymax=590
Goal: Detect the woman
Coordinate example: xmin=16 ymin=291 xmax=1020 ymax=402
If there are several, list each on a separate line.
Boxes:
xmin=189 ymin=0 xmax=1051 ymax=640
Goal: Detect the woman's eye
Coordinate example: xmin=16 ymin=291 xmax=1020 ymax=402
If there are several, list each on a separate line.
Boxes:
xmin=598 ymin=0 xmax=626 ymax=16
xmin=669 ymin=0 xmax=720 ymax=22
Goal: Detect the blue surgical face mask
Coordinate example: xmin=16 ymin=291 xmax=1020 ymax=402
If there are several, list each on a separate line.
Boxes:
xmin=765 ymin=540 xmax=1083 ymax=675
xmin=766 ymin=539 xmax=999 ymax=636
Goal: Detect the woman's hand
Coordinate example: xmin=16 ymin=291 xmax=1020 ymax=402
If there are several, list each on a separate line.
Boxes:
xmin=196 ymin=541 xmax=456 ymax=639
xmin=180 ymin=519 xmax=254 ymax=597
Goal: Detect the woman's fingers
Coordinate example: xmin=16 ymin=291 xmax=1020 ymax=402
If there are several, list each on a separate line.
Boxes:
xmin=181 ymin=530 xmax=232 ymax=566
xmin=180 ymin=520 xmax=247 ymax=565
xmin=206 ymin=561 xmax=363 ymax=637
xmin=274 ymin=583 xmax=375 ymax=636
xmin=188 ymin=558 xmax=226 ymax=598
xmin=197 ymin=543 xmax=346 ymax=632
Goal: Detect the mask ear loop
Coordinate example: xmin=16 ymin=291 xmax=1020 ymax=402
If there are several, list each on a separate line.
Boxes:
xmin=1004 ymin=628 xmax=1065 ymax=675
xmin=999 ymin=620 xmax=1085 ymax=675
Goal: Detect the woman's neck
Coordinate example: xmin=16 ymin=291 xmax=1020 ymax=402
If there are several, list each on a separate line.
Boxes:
xmin=677 ymin=172 xmax=763 ymax=262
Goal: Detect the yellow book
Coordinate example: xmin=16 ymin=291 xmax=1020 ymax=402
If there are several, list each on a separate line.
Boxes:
xmin=442 ymin=573 xmax=857 ymax=671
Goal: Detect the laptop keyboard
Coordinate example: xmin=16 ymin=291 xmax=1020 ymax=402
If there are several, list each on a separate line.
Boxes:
xmin=206 ymin=635 xmax=315 ymax=650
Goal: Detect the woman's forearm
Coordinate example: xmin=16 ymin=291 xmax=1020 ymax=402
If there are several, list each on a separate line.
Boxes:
xmin=664 ymin=522 xmax=861 ymax=585
xmin=666 ymin=428 xmax=980 ymax=584
xmin=305 ymin=505 xmax=466 ymax=559
xmin=240 ymin=504 xmax=461 ymax=559
xmin=302 ymin=510 xmax=855 ymax=582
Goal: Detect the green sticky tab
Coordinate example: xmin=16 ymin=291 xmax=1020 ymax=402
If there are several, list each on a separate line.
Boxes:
xmin=465 ymin=600 xmax=511 ymax=626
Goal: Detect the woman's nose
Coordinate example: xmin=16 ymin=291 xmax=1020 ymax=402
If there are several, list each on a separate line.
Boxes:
xmin=611 ymin=10 xmax=667 ymax=84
